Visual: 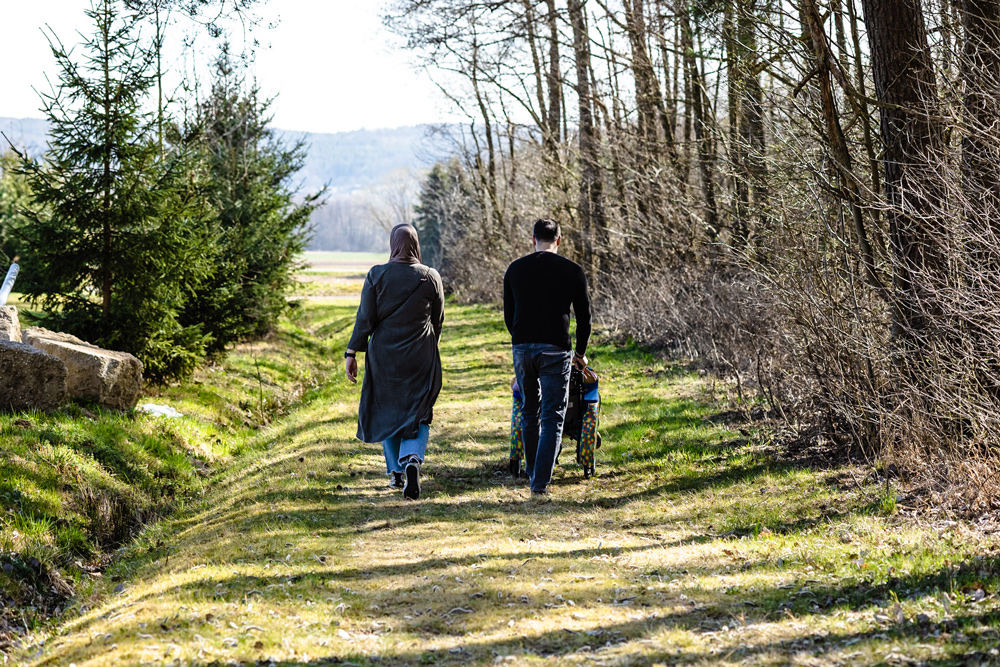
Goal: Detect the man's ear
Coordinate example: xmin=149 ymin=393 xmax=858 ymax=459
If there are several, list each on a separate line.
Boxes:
xmin=556 ymin=235 xmax=562 ymax=246
xmin=531 ymin=235 xmax=537 ymax=246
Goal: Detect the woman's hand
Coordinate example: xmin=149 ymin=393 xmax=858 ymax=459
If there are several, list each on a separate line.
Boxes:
xmin=346 ymin=353 xmax=359 ymax=383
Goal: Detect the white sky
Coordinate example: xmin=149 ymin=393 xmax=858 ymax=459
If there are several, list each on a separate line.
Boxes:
xmin=0 ymin=0 xmax=454 ymax=134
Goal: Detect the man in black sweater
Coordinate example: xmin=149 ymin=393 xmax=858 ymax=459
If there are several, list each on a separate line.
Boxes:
xmin=503 ymin=219 xmax=592 ymax=498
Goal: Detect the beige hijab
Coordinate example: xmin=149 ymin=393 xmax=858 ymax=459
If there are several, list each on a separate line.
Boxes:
xmin=388 ymin=224 xmax=422 ymax=265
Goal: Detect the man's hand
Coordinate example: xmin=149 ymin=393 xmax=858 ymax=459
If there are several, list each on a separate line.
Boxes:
xmin=345 ymin=355 xmax=359 ymax=383
xmin=573 ymin=352 xmax=588 ymax=371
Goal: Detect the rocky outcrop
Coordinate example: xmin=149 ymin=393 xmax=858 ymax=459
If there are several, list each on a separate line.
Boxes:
xmin=0 ymin=306 xmax=21 ymax=342
xmin=0 ymin=341 xmax=68 ymax=412
xmin=22 ymin=328 xmax=143 ymax=410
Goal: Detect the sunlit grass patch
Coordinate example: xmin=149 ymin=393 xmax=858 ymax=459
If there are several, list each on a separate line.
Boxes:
xmin=292 ymin=274 xmax=366 ymax=297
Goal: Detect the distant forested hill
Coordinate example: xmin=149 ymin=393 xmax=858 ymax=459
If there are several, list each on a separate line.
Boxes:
xmin=282 ymin=125 xmax=447 ymax=194
xmin=2 ymin=117 xmax=443 ymax=195
xmin=1 ymin=118 xmax=449 ymax=251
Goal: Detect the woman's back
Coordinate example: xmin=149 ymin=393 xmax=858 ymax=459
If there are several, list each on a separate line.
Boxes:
xmin=364 ymin=263 xmax=443 ymax=345
xmin=347 ymin=257 xmax=445 ymax=443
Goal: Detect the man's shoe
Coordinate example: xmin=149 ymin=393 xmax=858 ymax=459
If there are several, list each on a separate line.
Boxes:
xmin=403 ymin=461 xmax=421 ymax=500
xmin=389 ymin=472 xmax=404 ymax=489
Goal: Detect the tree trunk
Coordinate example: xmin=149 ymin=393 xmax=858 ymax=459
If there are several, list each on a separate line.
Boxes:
xmin=681 ymin=7 xmax=719 ymax=241
xmin=739 ymin=0 xmax=769 ymax=251
xmin=801 ymin=0 xmax=889 ymax=302
xmin=847 ymin=0 xmax=882 ymax=202
xmin=101 ymin=0 xmax=113 ymax=318
xmin=624 ymin=0 xmax=668 ymax=227
xmin=724 ymin=0 xmax=749 ymax=246
xmin=523 ymin=0 xmax=556 ymax=159
xmin=470 ymin=41 xmax=502 ymax=232
xmin=568 ymin=0 xmax=606 ymax=279
xmin=959 ymin=0 xmax=1000 ymax=397
xmin=624 ymin=0 xmax=659 ymax=149
xmin=860 ymin=0 xmax=943 ymax=341
xmin=544 ymin=0 xmax=563 ymax=145
xmin=676 ymin=16 xmax=691 ymax=189
xmin=154 ymin=0 xmax=166 ymax=155
xmin=961 ymin=0 xmax=1000 ymax=237
xmin=653 ymin=3 xmax=678 ymax=157
xmin=596 ymin=14 xmax=633 ymax=227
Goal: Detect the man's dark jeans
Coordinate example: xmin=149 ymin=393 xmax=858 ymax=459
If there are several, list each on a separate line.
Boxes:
xmin=513 ymin=343 xmax=572 ymax=493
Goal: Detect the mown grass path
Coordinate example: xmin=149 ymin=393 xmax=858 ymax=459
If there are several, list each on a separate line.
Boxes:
xmin=18 ymin=302 xmax=1000 ymax=666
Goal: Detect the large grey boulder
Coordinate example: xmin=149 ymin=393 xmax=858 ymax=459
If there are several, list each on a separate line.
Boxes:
xmin=0 ymin=341 xmax=68 ymax=412
xmin=22 ymin=328 xmax=144 ymax=410
xmin=0 ymin=306 xmax=21 ymax=342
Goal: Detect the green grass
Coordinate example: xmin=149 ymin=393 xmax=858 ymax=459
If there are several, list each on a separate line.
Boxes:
xmin=0 ymin=300 xmax=349 ymax=642
xmin=2 ymin=292 xmax=27 ymax=307
xmin=292 ymin=275 xmax=367 ymax=297
xmin=11 ymin=301 xmax=1000 ymax=666
xmin=300 ymin=250 xmax=385 ymax=271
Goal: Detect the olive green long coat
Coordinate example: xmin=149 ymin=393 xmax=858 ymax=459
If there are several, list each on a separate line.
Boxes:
xmin=348 ymin=263 xmax=445 ymax=443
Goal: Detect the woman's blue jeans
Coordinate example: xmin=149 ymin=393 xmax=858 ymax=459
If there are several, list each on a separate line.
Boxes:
xmin=512 ymin=343 xmax=572 ymax=493
xmin=382 ymin=424 xmax=429 ymax=474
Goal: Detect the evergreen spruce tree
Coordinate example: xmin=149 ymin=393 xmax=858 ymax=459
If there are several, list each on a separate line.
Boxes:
xmin=414 ymin=164 xmax=447 ymax=269
xmin=14 ymin=0 xmax=211 ymax=381
xmin=414 ymin=159 xmax=473 ymax=278
xmin=0 ymin=151 xmax=32 ymax=265
xmin=181 ymin=48 xmax=322 ymax=356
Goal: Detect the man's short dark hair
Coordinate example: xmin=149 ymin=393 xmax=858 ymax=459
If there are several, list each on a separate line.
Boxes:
xmin=533 ymin=219 xmax=560 ymax=243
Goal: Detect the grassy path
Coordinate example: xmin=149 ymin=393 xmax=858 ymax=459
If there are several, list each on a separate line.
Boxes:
xmin=17 ymin=302 xmax=1000 ymax=666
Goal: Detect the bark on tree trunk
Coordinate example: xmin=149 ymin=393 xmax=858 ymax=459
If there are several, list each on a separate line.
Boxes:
xmin=847 ymin=0 xmax=882 ymax=202
xmin=522 ymin=0 xmax=552 ymax=155
xmin=653 ymin=3 xmax=678 ymax=157
xmin=724 ymin=0 xmax=749 ymax=246
xmin=681 ymin=7 xmax=719 ymax=242
xmin=860 ymin=0 xmax=943 ymax=341
xmin=470 ymin=41 xmax=502 ymax=231
xmin=568 ymin=0 xmax=607 ymax=279
xmin=959 ymin=0 xmax=1000 ymax=397
xmin=961 ymin=0 xmax=1000 ymax=238
xmin=624 ymin=0 xmax=659 ymax=149
xmin=624 ymin=0 xmax=668 ymax=228
xmin=545 ymin=0 xmax=563 ymax=145
xmin=738 ymin=0 xmax=769 ymax=251
xmin=725 ymin=0 xmax=769 ymax=249
xmin=801 ymin=0 xmax=889 ymax=302
xmin=101 ymin=0 xmax=113 ymax=318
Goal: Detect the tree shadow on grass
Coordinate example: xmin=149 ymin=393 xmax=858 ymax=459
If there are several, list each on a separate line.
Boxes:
xmin=66 ymin=602 xmax=1000 ymax=666
xmin=42 ymin=443 xmax=1000 ymax=667
xmin=775 ymin=556 xmax=1000 ymax=617
xmin=60 ymin=539 xmax=713 ymax=641
xmin=439 ymin=380 xmax=510 ymax=397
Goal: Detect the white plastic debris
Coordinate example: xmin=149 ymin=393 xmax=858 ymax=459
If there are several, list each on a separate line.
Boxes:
xmin=139 ymin=403 xmax=184 ymax=418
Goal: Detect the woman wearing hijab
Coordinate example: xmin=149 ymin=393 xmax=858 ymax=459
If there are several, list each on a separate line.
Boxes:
xmin=345 ymin=224 xmax=445 ymax=499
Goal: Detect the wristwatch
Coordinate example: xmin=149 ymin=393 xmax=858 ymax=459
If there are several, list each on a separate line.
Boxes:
xmin=344 ymin=351 xmax=356 ymax=358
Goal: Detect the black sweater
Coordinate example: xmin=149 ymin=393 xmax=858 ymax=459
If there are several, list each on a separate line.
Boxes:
xmin=503 ymin=251 xmax=592 ymax=355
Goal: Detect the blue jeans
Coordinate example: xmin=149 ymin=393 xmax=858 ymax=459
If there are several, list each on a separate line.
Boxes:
xmin=513 ymin=344 xmax=572 ymax=493
xmin=382 ymin=424 xmax=429 ymax=474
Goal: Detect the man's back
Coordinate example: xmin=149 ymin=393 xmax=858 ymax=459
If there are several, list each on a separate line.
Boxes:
xmin=503 ymin=251 xmax=591 ymax=354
